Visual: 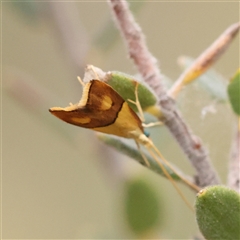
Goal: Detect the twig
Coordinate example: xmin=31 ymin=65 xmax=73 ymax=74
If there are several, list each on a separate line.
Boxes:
xmin=108 ymin=0 xmax=165 ymax=97
xmin=108 ymin=0 xmax=220 ymax=187
xmin=169 ymin=22 xmax=240 ymax=99
xmin=227 ymin=120 xmax=240 ymax=193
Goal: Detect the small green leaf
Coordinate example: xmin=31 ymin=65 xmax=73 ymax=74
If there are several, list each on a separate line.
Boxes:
xmin=195 ymin=185 xmax=240 ymax=240
xmin=124 ymin=177 xmax=163 ymax=235
xmin=106 ymin=71 xmax=158 ymax=112
xmin=228 ymin=69 xmax=240 ymax=115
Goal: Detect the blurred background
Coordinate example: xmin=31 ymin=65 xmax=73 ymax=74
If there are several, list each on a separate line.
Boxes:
xmin=2 ymin=1 xmax=239 ymax=239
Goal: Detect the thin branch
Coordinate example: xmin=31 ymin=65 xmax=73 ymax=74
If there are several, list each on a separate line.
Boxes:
xmin=108 ymin=0 xmax=220 ymax=187
xmin=227 ymin=120 xmax=240 ymax=193
xmin=169 ymin=22 xmax=240 ymax=99
xmin=108 ymin=0 xmax=165 ymax=97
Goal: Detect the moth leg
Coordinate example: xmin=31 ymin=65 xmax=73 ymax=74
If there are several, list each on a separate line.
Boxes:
xmin=142 ymin=121 xmax=163 ymax=128
xmin=128 ymin=82 xmax=145 ymax=122
xmin=128 ymin=82 xmax=163 ymax=129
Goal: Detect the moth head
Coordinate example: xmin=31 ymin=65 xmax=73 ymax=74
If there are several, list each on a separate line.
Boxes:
xmin=143 ymin=130 xmax=150 ymax=138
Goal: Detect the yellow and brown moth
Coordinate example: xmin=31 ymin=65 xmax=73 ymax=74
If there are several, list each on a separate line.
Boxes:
xmin=49 ymin=79 xmax=151 ymax=147
xmin=49 ymin=77 xmax=199 ymax=210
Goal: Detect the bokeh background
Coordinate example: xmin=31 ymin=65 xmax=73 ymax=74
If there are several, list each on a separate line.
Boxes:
xmin=2 ymin=1 xmax=239 ymax=239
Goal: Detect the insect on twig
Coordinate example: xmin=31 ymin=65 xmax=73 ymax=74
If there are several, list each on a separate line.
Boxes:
xmin=49 ymin=70 xmax=200 ymax=211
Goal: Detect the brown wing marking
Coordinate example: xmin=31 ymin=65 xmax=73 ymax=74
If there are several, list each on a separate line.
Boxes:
xmin=50 ymin=80 xmax=125 ymax=128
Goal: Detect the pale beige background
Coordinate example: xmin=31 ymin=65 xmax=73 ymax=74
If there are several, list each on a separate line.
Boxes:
xmin=2 ymin=1 xmax=239 ymax=239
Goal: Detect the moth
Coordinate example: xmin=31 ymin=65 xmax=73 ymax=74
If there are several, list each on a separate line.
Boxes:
xmin=49 ymin=78 xmax=199 ymax=209
xmin=49 ymin=79 xmax=149 ymax=145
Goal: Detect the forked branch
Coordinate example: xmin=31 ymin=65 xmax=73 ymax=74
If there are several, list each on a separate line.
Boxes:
xmin=108 ymin=0 xmax=220 ymax=187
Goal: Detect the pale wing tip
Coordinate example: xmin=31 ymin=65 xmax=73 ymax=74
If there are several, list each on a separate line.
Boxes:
xmin=49 ymin=104 xmax=79 ymax=113
xmin=49 ymin=107 xmax=65 ymax=113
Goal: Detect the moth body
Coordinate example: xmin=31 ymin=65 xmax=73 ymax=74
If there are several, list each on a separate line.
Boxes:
xmin=49 ymin=80 xmax=148 ymax=140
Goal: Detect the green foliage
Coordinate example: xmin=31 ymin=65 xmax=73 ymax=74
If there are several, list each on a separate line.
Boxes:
xmin=124 ymin=177 xmax=163 ymax=235
xmin=106 ymin=71 xmax=158 ymax=112
xmin=228 ymin=69 xmax=240 ymax=115
xmin=195 ymin=185 xmax=240 ymax=240
xmin=97 ymin=133 xmax=181 ymax=180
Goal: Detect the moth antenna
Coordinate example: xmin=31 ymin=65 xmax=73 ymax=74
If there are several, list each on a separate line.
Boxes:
xmin=135 ymin=141 xmax=150 ymax=167
xmin=146 ymin=146 xmax=195 ymax=212
xmin=133 ymin=82 xmax=200 ymax=195
xmin=150 ymin=142 xmax=201 ymax=192
xmin=77 ymin=76 xmax=85 ymax=87
xmin=132 ymin=81 xmax=200 ymax=197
